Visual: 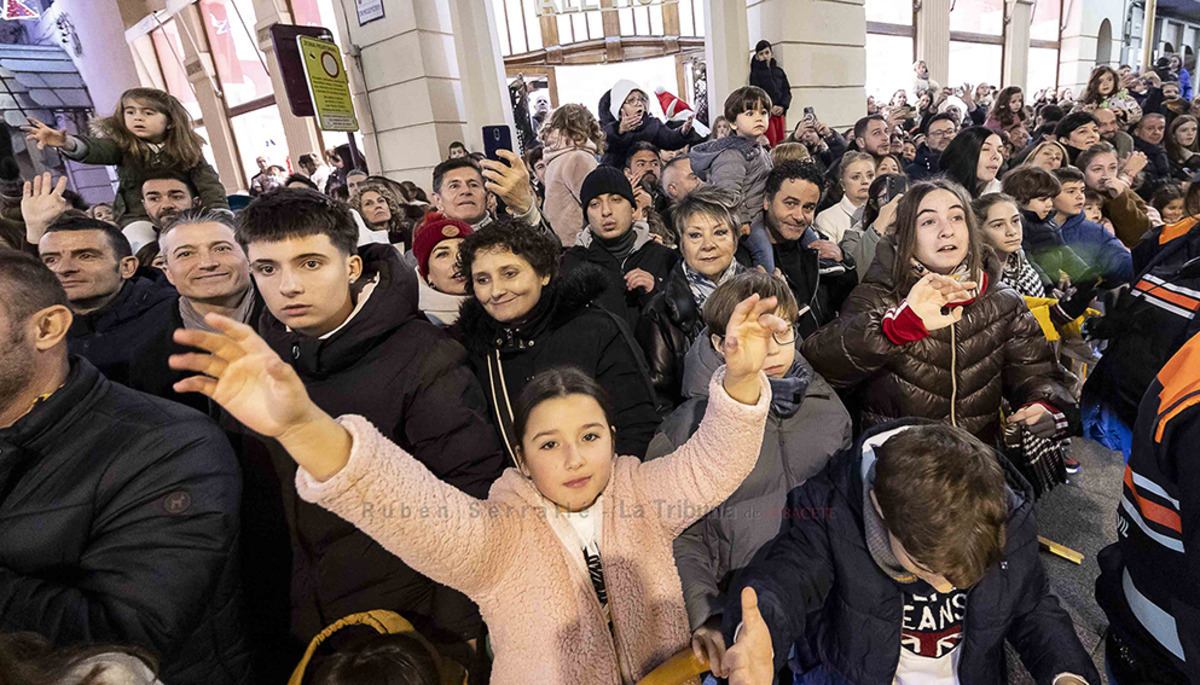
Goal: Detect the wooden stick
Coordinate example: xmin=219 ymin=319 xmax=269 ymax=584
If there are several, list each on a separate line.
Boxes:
xmin=1039 ymin=536 xmax=1084 ymax=564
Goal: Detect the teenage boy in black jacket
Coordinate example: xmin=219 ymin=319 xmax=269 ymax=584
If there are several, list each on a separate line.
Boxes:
xmin=231 ymin=189 xmax=506 ymax=663
xmin=715 ymin=421 xmax=1099 ymax=685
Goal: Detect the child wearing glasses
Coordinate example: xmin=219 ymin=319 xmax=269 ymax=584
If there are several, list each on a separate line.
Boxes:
xmin=645 ymin=271 xmax=852 ymax=668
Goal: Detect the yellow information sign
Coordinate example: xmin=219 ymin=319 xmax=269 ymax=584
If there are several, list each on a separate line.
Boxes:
xmin=298 ymin=35 xmax=358 ymax=131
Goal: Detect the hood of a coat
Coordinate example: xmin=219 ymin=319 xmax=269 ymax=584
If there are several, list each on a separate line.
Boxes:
xmin=456 ymin=262 xmax=609 ymax=356
xmin=836 ymin=419 xmax=1035 ymax=546
xmin=259 ymin=243 xmax=420 ymax=379
xmin=689 ymin=136 xmax=760 ymax=180
xmin=680 ymin=327 xmax=722 ymax=400
xmin=862 ymin=234 xmax=1004 ymax=292
xmin=608 ymin=79 xmax=665 ymax=122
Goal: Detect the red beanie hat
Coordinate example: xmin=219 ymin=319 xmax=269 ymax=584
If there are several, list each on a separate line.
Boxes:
xmin=413 ymin=212 xmax=473 ymax=279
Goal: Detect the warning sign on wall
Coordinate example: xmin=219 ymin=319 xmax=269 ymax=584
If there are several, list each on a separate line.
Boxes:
xmin=298 ymin=35 xmax=358 ymax=132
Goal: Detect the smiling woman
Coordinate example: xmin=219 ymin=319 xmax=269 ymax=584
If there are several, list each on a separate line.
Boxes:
xmin=456 ymin=218 xmax=662 ymax=460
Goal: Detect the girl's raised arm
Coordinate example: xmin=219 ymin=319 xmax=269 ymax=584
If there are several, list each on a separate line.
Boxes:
xmin=169 ymin=313 xmax=506 ymax=595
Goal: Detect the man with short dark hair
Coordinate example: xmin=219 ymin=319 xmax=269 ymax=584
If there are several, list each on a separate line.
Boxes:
xmin=143 ymin=174 xmax=202 ymax=229
xmin=756 ymin=160 xmax=857 ymax=337
xmin=233 ymin=188 xmax=506 ymax=658
xmin=431 ymin=153 xmax=558 ymax=241
xmin=1132 ymin=112 xmax=1173 ymax=197
xmin=853 ymin=115 xmax=892 ymax=162
xmin=0 ymin=250 xmax=250 ymax=685
xmin=1094 ymin=106 xmax=1134 ymax=158
xmin=39 ymin=212 xmax=176 ymax=384
xmin=447 ymin=141 xmax=468 ymax=159
xmin=907 ymin=113 xmax=957 ymax=179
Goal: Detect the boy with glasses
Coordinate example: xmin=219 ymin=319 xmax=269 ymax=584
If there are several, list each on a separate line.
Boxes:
xmin=644 ymin=271 xmax=852 ymax=667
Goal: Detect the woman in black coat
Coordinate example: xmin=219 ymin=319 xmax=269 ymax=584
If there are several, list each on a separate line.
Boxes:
xmin=456 ymin=218 xmax=661 ymax=459
xmin=636 ymin=185 xmax=744 ymax=412
xmin=750 ymin=40 xmax=793 ymax=147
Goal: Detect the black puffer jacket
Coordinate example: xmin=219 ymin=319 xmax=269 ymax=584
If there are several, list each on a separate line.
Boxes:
xmin=749 ymin=58 xmax=793 ymax=114
xmin=560 ymin=225 xmax=679 ymax=331
xmin=721 ymin=420 xmax=1101 ymax=685
xmin=635 ymin=265 xmax=706 ymax=411
xmin=66 ymin=274 xmax=177 ymax=385
xmin=0 ymin=358 xmax=250 ymax=685
xmin=253 ymin=244 xmax=506 ymax=645
xmin=800 ymin=237 xmax=1077 ymax=444
xmin=456 ymin=264 xmax=661 ymax=459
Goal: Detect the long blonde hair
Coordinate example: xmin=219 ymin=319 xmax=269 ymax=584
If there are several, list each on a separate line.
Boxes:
xmin=93 ymin=88 xmax=205 ymax=169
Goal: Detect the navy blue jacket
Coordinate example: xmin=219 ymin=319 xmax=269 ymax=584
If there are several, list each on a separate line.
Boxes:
xmin=601 ymin=114 xmax=698 ymax=167
xmin=721 ymin=420 xmax=1099 ymax=685
xmin=904 ymin=144 xmax=942 ymax=180
xmin=1059 ymin=211 xmax=1134 ymax=286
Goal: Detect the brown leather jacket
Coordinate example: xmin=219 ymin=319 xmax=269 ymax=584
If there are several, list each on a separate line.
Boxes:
xmin=800 ymin=237 xmax=1078 ymax=444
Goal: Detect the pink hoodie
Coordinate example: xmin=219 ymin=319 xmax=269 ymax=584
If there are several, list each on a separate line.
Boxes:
xmin=296 ymin=370 xmax=770 ymax=685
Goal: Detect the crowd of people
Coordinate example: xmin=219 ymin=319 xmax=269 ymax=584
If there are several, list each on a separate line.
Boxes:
xmin=0 ymin=41 xmax=1198 ymax=685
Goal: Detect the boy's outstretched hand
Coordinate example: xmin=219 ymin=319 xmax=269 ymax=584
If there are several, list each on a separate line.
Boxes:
xmin=721 ymin=294 xmax=789 ymax=405
xmin=170 ymin=313 xmax=352 ymax=482
xmin=726 ymin=587 xmax=774 ymax=685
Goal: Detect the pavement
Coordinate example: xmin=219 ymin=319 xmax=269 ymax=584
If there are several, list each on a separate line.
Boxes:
xmin=1005 ymin=437 xmax=1126 ymax=684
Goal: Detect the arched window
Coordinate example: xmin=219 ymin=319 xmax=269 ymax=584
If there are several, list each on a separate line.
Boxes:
xmin=1097 ymin=19 xmax=1113 ymax=66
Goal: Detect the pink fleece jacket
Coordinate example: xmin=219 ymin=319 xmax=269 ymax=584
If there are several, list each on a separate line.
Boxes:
xmin=296 ymin=370 xmax=770 ymax=685
xmin=543 ymin=143 xmax=598 ymax=247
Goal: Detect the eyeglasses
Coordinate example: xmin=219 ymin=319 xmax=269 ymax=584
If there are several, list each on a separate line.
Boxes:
xmin=718 ymin=325 xmax=798 ymax=348
xmin=773 ymin=325 xmax=799 ymax=346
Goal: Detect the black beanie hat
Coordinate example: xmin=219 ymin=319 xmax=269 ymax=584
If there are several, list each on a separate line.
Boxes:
xmin=755 ymin=40 xmax=772 ymax=54
xmin=1054 ymin=111 xmax=1100 ymax=140
xmin=580 ymin=166 xmax=636 ymax=214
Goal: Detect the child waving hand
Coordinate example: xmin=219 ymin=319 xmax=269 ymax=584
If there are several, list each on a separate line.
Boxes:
xmin=170 ymin=294 xmax=784 ymax=685
xmin=23 ymin=87 xmax=228 ymax=247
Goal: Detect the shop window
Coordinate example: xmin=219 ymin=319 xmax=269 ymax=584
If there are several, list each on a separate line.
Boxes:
xmin=149 ymin=20 xmax=202 ymax=120
xmin=199 ymin=0 xmax=274 ymax=108
xmin=229 ymin=105 xmax=289 ymax=180
xmin=866 ymin=33 xmax=916 ymax=100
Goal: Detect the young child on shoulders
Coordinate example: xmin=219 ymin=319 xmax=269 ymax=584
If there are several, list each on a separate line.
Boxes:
xmin=690 ymin=86 xmax=776 ymax=273
xmin=23 ymin=87 xmax=229 ymax=249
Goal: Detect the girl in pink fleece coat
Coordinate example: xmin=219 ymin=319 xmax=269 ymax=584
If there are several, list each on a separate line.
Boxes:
xmin=169 ymin=295 xmax=785 ymax=685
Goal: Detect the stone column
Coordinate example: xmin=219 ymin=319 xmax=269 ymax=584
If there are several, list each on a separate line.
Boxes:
xmin=703 ymin=0 xmax=750 ymax=127
xmin=447 ymin=0 xmax=516 ymax=149
xmin=251 ymin=0 xmax=325 ymax=167
xmin=915 ymin=0 xmax=951 ymax=88
xmin=1003 ymin=0 xmax=1034 ymax=91
xmin=745 ymin=0 xmax=866 ymax=129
